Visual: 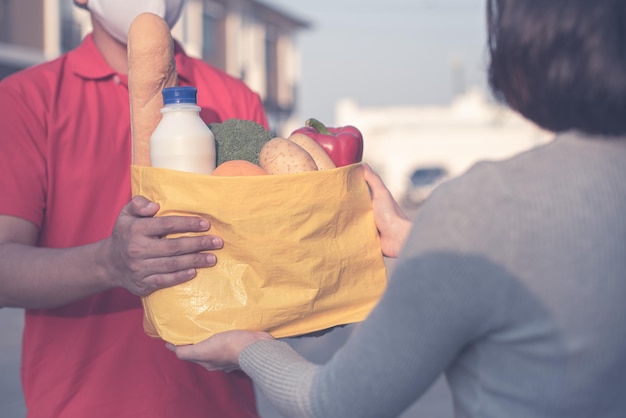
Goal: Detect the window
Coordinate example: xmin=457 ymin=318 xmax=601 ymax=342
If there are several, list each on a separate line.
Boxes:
xmin=201 ymin=2 xmax=227 ymax=69
xmin=404 ymin=166 xmax=449 ymax=207
xmin=264 ymin=27 xmax=278 ymax=108
xmin=201 ymin=12 xmax=216 ymax=63
xmin=60 ymin=18 xmax=82 ymax=53
xmin=0 ymin=0 xmax=11 ymax=43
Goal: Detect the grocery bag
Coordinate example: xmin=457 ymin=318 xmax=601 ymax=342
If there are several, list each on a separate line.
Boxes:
xmin=131 ymin=163 xmax=387 ymax=345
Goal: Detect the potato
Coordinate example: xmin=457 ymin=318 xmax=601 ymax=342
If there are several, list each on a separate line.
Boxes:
xmin=259 ymin=137 xmax=318 ymax=174
xmin=287 ymin=133 xmax=336 ymax=170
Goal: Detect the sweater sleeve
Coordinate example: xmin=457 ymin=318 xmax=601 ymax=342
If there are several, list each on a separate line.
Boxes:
xmin=240 ymin=340 xmax=318 ymax=417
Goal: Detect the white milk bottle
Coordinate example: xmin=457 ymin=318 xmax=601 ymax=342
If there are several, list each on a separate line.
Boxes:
xmin=150 ymin=86 xmax=216 ymax=174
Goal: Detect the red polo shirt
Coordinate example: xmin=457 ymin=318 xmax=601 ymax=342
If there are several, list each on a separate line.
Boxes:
xmin=0 ymin=34 xmax=267 ymax=417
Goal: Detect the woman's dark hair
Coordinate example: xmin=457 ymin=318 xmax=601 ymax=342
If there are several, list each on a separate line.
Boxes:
xmin=487 ymin=0 xmax=626 ymax=135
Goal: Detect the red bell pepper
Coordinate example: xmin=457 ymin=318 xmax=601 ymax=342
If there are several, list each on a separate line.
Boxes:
xmin=290 ymin=118 xmax=363 ymax=167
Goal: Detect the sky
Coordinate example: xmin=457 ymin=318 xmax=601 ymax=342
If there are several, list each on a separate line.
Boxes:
xmin=264 ymin=0 xmax=489 ymax=125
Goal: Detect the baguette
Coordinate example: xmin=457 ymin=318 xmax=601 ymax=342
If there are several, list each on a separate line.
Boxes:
xmin=128 ymin=13 xmax=178 ymax=166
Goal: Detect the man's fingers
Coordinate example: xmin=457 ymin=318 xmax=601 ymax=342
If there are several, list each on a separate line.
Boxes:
xmin=134 ymin=234 xmax=223 ymax=260
xmin=127 ymin=195 xmax=160 ymax=217
xmin=133 ymin=252 xmax=218 ymax=295
xmin=139 ymin=215 xmax=213 ymax=238
xmin=154 ymin=251 xmax=218 ymax=273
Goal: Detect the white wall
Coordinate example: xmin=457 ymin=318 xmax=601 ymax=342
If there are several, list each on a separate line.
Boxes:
xmin=335 ymin=88 xmax=554 ymax=200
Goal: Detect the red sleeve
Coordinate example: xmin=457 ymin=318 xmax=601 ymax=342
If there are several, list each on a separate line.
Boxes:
xmin=247 ymin=91 xmax=270 ymax=130
xmin=0 ymin=73 xmax=48 ymax=227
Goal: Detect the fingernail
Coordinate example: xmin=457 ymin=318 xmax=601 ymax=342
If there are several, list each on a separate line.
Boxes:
xmin=199 ymin=219 xmax=210 ymax=229
xmin=212 ymin=237 xmax=223 ymax=247
xmin=206 ymin=254 xmax=217 ymax=265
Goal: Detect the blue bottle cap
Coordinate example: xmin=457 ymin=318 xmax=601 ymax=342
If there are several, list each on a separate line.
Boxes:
xmin=162 ymin=86 xmax=198 ymax=105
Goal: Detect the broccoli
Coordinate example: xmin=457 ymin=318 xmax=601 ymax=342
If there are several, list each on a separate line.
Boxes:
xmin=208 ymin=119 xmax=274 ymax=166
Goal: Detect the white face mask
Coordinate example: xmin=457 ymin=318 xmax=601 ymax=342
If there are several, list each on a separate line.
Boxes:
xmin=87 ymin=0 xmax=186 ymax=44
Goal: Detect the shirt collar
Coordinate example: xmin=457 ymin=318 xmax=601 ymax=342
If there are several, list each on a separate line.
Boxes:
xmin=67 ymin=34 xmax=118 ymax=81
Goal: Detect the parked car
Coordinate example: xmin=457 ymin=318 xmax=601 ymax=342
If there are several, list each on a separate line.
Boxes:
xmin=403 ymin=165 xmax=449 ymax=207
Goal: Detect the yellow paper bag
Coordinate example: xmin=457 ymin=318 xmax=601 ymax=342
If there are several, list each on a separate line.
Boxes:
xmin=131 ymin=163 xmax=387 ymax=345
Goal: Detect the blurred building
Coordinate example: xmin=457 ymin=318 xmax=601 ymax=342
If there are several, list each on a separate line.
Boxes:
xmin=0 ymin=0 xmax=309 ymax=133
xmin=336 ymin=88 xmax=555 ymax=206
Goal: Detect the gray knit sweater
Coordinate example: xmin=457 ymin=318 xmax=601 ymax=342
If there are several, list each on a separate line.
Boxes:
xmin=240 ymin=131 xmax=626 ymax=418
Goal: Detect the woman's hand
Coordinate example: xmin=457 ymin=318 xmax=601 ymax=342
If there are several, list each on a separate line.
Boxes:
xmin=167 ymin=330 xmax=274 ymax=373
xmin=363 ymin=164 xmax=412 ymax=258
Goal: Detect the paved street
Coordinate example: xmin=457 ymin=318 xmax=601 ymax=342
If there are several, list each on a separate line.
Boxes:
xmin=0 ymin=308 xmax=27 ymax=417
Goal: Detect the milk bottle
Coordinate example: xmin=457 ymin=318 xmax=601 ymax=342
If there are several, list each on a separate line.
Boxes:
xmin=150 ymin=86 xmax=216 ymax=174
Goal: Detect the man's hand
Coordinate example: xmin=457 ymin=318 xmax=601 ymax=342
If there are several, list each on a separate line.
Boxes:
xmin=102 ymin=196 xmax=224 ymax=296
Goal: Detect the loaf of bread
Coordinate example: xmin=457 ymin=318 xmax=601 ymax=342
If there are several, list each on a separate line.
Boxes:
xmin=128 ymin=13 xmax=178 ymax=166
